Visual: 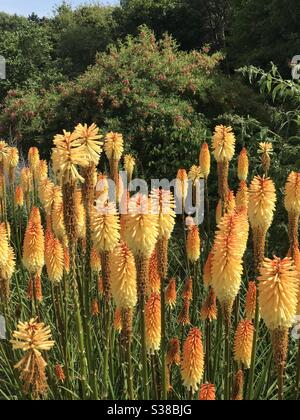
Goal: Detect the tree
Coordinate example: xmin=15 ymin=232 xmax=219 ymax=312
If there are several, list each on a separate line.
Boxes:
xmin=228 ymin=0 xmax=300 ymax=76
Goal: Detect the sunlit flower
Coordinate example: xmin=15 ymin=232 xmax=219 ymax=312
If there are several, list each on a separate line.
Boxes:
xmin=199 ymin=142 xmax=210 ymax=179
xmin=234 ymin=320 xmax=254 ymax=368
xmin=248 ymin=176 xmax=276 ymax=231
xmin=23 ymin=207 xmax=45 ymax=274
xmin=11 ymin=319 xmax=54 ymax=396
xmin=199 ymin=383 xmax=215 ymax=400
xmin=165 ymin=277 xmax=176 ymax=308
xmin=104 ymin=132 xmax=124 ymax=161
xmin=211 ymin=210 xmax=249 ymax=309
xmin=45 ymin=228 xmax=64 ymax=283
xmin=124 ymin=194 xmax=158 ymax=258
xmin=258 ymin=257 xmax=299 ymax=330
xmin=53 ymin=129 xmax=89 ymax=183
xmin=91 ymin=202 xmax=120 ymax=253
xmin=181 ymin=327 xmax=204 ymax=392
xmin=238 ymin=147 xmax=249 ymax=181
xmin=145 ymin=292 xmax=161 ymax=354
xmin=212 ymin=125 xmax=235 ymax=162
xmin=186 ymin=224 xmax=200 ymax=262
xmin=75 ymin=123 xmax=103 ymax=165
xmin=284 ymin=172 xmax=300 ymax=215
xmin=110 ymin=242 xmax=137 ymax=309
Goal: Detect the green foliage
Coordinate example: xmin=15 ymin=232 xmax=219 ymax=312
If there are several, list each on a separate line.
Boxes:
xmin=0 ymin=19 xmax=64 ymax=100
xmin=49 ymin=4 xmax=118 ymax=77
xmin=228 ymin=0 xmax=300 ymax=76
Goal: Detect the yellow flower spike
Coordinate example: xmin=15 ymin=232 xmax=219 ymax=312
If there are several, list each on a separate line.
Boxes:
xmin=234 ymin=320 xmax=254 ymax=368
xmin=248 ymin=176 xmax=276 ymax=231
xmin=199 ymin=142 xmax=211 ymax=179
xmin=104 ymin=132 xmax=124 ymax=161
xmin=45 ymin=228 xmax=64 ymax=283
xmin=74 ymin=189 xmax=86 ymax=240
xmin=11 ymin=319 xmax=55 ymax=397
xmin=175 ymin=169 xmax=188 ymax=211
xmin=91 ymin=202 xmax=120 ymax=253
xmin=258 ymin=256 xmax=299 ymax=330
xmin=124 ymin=193 xmax=158 ymax=258
xmin=110 ymin=242 xmax=137 ymax=309
xmin=145 ymin=292 xmax=161 ymax=355
xmin=0 ymin=223 xmax=10 ymax=268
xmin=28 ymin=147 xmax=40 ymax=174
xmin=0 ymin=244 xmax=15 ymax=302
xmin=181 ymin=327 xmax=204 ymax=392
xmin=211 ymin=210 xmax=249 ymax=309
xmin=20 ymin=167 xmax=33 ymax=194
xmin=51 ymin=186 xmax=66 ymax=242
xmin=224 ymin=190 xmax=236 ymax=215
xmin=284 ymin=172 xmax=300 ymax=215
xmin=23 ymin=207 xmax=45 ymax=274
xmin=238 ymin=147 xmax=249 ymax=181
xmin=39 ymin=178 xmax=55 ymax=214
xmin=37 ymin=160 xmax=48 ymax=182
xmin=212 ymin=125 xmax=235 ymax=162
xmin=150 ymin=189 xmax=175 ymax=240
xmin=75 ymin=123 xmax=103 ymax=165
xmin=53 ymin=129 xmax=89 ymax=183
xmin=124 ymin=154 xmax=136 ymax=182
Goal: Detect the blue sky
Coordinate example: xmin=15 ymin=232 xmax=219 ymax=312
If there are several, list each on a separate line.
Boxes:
xmin=0 ymin=1 xmax=119 ymax=17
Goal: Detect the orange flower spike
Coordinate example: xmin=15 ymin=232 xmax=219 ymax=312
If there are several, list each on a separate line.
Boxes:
xmin=186 ymin=224 xmax=200 ymax=263
xmin=178 ymin=299 xmax=191 ymax=326
xmin=238 ymin=147 xmax=249 ymax=181
xmin=145 ymin=292 xmax=161 ymax=354
xmin=200 ymin=288 xmax=218 ymax=322
xmin=90 ymin=246 xmax=101 ymax=274
xmin=15 ymin=185 xmax=24 ymax=207
xmin=114 ymin=308 xmax=122 ymax=333
xmin=203 ymin=250 xmax=213 ymax=288
xmin=181 ymin=327 xmax=204 ymax=392
xmin=232 ymin=370 xmax=244 ymax=401
xmin=236 ymin=180 xmax=249 ymax=212
xmin=233 ymin=320 xmax=254 ymax=368
xmin=199 ymin=142 xmax=211 ymax=179
xmin=23 ymin=207 xmax=45 ymax=274
xmin=147 ymin=249 xmax=161 ymax=294
xmin=284 ymin=172 xmax=300 ymax=214
xmin=44 ymin=228 xmax=64 ymax=283
xmin=199 ymin=383 xmax=216 ymax=400
xmin=183 ymin=277 xmax=193 ymax=301
xmin=165 ymin=277 xmax=177 ymax=308
xmin=166 ymin=337 xmax=181 ymax=367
